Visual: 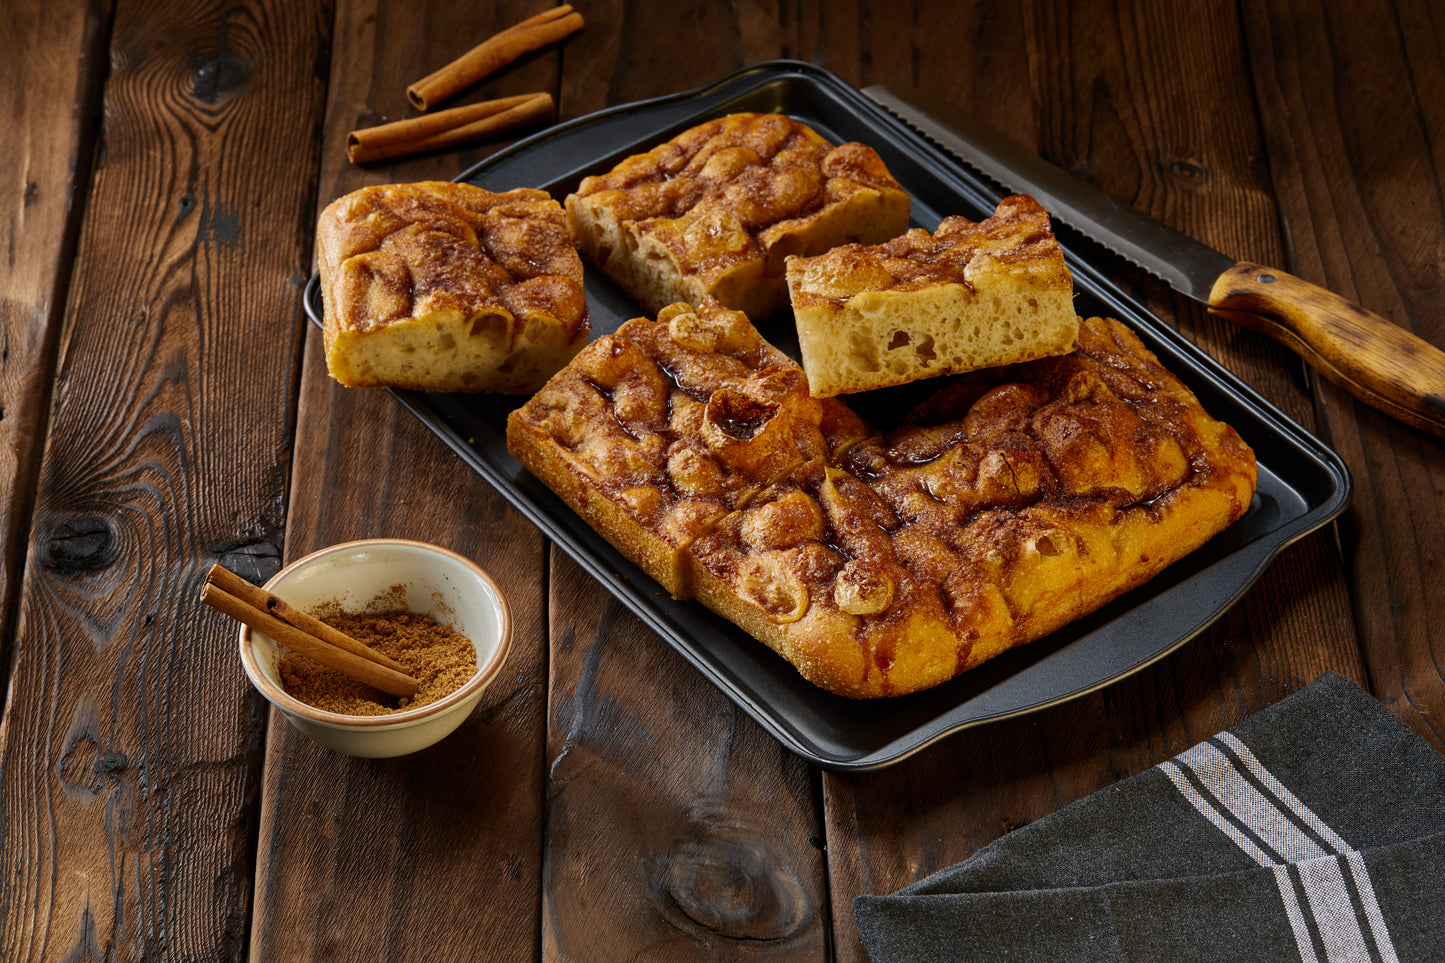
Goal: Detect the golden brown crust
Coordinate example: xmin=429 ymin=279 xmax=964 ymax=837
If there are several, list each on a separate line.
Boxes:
xmin=788 ymin=195 xmax=1078 ymax=396
xmin=316 ymin=181 xmax=588 ymax=394
xmin=565 ymin=113 xmax=910 ymax=320
xmin=508 ymin=303 xmax=1258 ymax=698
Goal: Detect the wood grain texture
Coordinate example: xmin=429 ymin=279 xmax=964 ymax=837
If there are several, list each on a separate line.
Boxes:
xmin=245 ymin=0 xmax=551 ymax=959
xmin=248 ymin=344 xmax=551 ymax=961
xmin=542 ymin=553 xmax=826 ymax=961
xmin=1022 ymin=0 xmax=1316 ymax=425
xmin=325 ymin=0 xmax=567 ymax=187
xmin=0 ymin=0 xmax=327 ymax=958
xmin=0 ymin=0 xmax=108 ymax=699
xmin=1239 ymin=0 xmax=1445 ymax=747
xmin=559 ymin=1 xmax=774 ymax=112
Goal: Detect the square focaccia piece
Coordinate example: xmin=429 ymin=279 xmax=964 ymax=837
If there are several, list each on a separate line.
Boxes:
xmin=683 ymin=458 xmax=961 ymax=699
xmin=566 ymin=113 xmax=910 ymax=322
xmin=786 ymin=195 xmax=1077 ymax=397
xmin=316 ymin=181 xmax=588 ymax=394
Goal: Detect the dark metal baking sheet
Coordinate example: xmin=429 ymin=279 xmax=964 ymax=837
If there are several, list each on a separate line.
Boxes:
xmin=304 ymin=60 xmax=1351 ymax=771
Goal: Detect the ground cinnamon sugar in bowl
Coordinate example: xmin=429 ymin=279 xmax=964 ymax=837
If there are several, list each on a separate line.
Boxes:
xmin=280 ymin=609 xmax=478 ymax=716
xmin=236 ymin=538 xmax=512 ymax=758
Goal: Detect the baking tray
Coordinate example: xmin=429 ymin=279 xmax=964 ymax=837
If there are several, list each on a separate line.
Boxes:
xmin=304 ymin=60 xmax=1351 ymax=771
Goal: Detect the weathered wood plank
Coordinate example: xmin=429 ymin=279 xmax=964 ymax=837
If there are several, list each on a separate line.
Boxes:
xmin=542 ymin=554 xmax=827 ymax=960
xmin=0 ymin=0 xmax=329 ymax=958
xmin=1239 ymin=0 xmax=1445 ymax=748
xmin=0 ymin=0 xmax=109 ymax=701
xmin=248 ymin=346 xmax=550 ymax=960
xmin=245 ymin=1 xmax=553 ymax=959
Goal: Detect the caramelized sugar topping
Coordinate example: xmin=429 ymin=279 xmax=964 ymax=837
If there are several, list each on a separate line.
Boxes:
xmin=791 ymin=195 xmax=1070 ymax=306
xmin=573 ymin=113 xmax=907 ymax=279
xmin=326 ymin=182 xmax=585 ymax=338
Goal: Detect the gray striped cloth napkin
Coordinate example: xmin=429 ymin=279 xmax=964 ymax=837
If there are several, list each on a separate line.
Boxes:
xmin=854 ymin=673 xmax=1445 ymax=962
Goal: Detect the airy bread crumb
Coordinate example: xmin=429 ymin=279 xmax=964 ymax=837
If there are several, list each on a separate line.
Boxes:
xmin=787 ymin=195 xmax=1077 ymax=396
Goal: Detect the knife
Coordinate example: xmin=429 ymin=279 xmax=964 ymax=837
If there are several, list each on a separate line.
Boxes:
xmin=863 ymin=83 xmax=1445 ymax=437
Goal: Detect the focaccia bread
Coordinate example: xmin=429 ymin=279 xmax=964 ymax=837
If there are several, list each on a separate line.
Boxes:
xmin=316 ymin=181 xmax=588 ymax=394
xmin=786 ymin=195 xmax=1078 ymax=397
xmin=506 ymin=300 xmax=871 ymax=597
xmin=565 ymin=113 xmax=910 ymax=321
xmin=508 ymin=301 xmax=1257 ymax=698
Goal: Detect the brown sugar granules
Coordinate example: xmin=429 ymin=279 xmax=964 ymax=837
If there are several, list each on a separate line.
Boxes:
xmin=279 ymin=610 xmax=477 ymax=716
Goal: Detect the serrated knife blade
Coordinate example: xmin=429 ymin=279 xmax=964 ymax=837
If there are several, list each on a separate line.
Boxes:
xmin=863 ymin=83 xmax=1445 ymax=437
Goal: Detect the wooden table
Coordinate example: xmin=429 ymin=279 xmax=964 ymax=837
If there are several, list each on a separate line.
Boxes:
xmin=3 ymin=1 xmax=1441 ymax=959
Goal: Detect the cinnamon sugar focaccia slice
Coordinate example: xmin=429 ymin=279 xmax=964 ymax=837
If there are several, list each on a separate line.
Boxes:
xmin=786 ymin=195 xmax=1077 ymax=397
xmin=506 ymin=300 xmax=870 ymax=598
xmin=684 ymin=458 xmax=960 ymax=698
xmin=566 ymin=112 xmax=910 ymax=321
xmin=316 ymin=181 xmax=588 ymax=394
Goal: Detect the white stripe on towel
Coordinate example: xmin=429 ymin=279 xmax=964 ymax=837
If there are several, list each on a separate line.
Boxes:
xmin=1162 ymin=734 xmax=1398 ymax=963
xmin=1298 ymin=856 xmax=1371 ymax=962
xmin=1272 ymin=865 xmax=1322 ymax=963
xmin=1158 ymin=760 xmax=1276 ymax=865
xmin=1217 ymin=732 xmax=1351 ymax=853
xmin=1345 ymin=850 xmax=1400 ymax=963
xmin=1176 ymin=738 xmax=1328 ymax=862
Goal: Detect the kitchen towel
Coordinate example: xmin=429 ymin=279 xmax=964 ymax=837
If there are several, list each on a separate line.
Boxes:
xmin=854 ymin=673 xmax=1445 ymax=962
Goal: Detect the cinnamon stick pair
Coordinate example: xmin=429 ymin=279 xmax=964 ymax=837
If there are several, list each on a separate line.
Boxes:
xmin=407 ymin=5 xmax=584 ymax=111
xmin=202 ymin=564 xmax=421 ymax=699
xmin=347 ymin=92 xmax=553 ymax=165
xmin=346 ymin=6 xmax=582 ymax=164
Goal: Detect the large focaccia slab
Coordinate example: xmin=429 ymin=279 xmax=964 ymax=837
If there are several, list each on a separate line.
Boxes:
xmin=565 ymin=112 xmax=910 ymax=321
xmin=507 ymin=300 xmax=1257 ymax=698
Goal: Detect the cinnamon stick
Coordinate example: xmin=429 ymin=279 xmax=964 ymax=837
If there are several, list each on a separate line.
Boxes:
xmin=406 ymin=5 xmax=583 ymax=111
xmin=347 ymin=91 xmax=553 ymax=165
xmin=207 ymin=564 xmax=410 ymax=674
xmin=203 ymin=565 xmax=421 ymax=699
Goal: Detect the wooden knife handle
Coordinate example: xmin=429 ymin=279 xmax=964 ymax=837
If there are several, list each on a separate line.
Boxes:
xmin=1208 ymin=261 xmax=1445 ymax=436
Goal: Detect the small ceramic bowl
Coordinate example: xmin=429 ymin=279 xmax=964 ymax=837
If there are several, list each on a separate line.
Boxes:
xmin=238 ymin=538 xmax=511 ymax=758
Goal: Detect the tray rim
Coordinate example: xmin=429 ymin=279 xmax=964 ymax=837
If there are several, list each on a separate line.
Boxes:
xmin=304 ymin=58 xmax=1352 ymax=770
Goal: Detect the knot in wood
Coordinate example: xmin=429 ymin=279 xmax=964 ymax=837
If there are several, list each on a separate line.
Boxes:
xmin=657 ymin=815 xmax=812 ymax=941
xmin=40 ymin=515 xmax=117 ymax=573
xmin=189 ymin=24 xmax=252 ymax=104
xmin=1163 ymin=156 xmax=1209 ymax=186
